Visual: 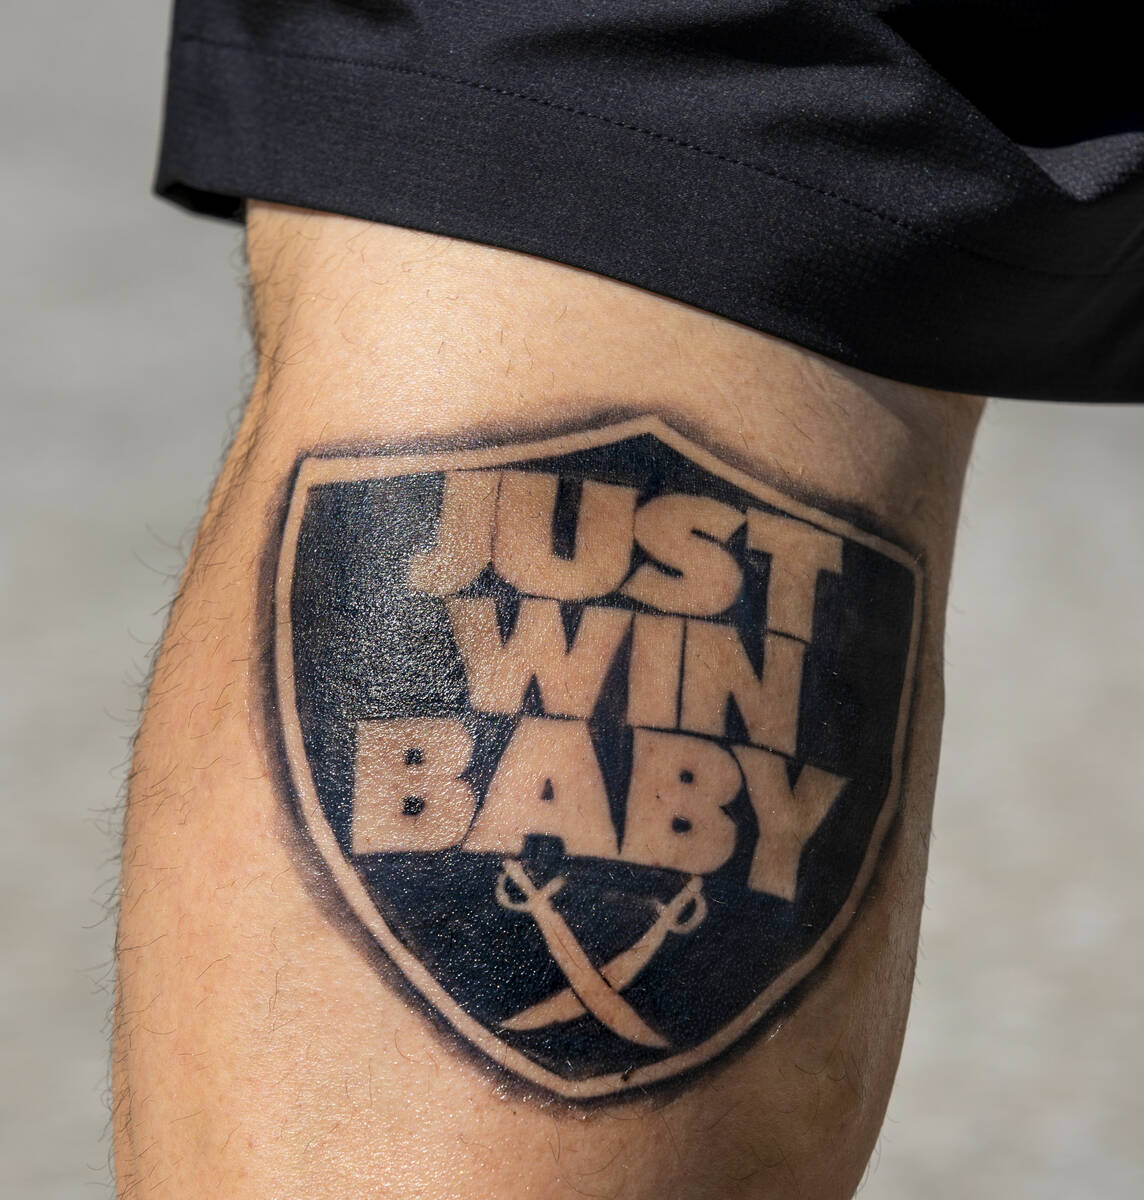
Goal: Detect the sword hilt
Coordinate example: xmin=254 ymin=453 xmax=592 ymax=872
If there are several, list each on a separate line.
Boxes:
xmin=495 ymin=858 xmax=565 ymax=913
xmin=654 ymin=874 xmax=707 ymax=935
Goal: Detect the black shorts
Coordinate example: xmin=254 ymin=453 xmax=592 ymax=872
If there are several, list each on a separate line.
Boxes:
xmin=156 ymin=2 xmax=1144 ymax=402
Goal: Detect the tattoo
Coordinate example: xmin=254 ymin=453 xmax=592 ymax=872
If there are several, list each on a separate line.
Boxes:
xmin=271 ymin=417 xmax=920 ymax=1098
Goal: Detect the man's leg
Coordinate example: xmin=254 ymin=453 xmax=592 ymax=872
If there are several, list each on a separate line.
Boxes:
xmin=113 ymin=203 xmax=982 ymax=1199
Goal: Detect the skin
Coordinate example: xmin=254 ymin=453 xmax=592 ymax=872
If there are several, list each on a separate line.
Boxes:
xmin=113 ymin=202 xmax=983 ymax=1199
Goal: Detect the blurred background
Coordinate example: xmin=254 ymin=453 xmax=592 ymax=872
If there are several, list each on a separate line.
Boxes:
xmin=2 ymin=5 xmax=1141 ymax=1197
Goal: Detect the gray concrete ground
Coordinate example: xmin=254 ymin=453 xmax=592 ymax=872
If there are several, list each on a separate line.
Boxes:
xmin=2 ymin=4 xmax=1141 ymax=1197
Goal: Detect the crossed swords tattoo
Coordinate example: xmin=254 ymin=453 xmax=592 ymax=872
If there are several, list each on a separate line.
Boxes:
xmin=495 ymin=858 xmax=707 ymax=1048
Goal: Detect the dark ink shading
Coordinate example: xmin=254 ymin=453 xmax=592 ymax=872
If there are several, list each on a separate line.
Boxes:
xmin=280 ymin=429 xmax=916 ymax=1091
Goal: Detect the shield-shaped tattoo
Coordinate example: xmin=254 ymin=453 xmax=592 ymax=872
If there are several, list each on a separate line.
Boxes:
xmin=271 ymin=417 xmax=920 ymax=1098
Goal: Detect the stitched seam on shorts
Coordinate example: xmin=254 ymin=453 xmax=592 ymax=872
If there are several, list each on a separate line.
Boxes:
xmin=173 ymin=33 xmax=1144 ymax=280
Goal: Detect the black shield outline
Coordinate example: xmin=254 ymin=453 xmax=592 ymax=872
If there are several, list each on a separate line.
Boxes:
xmin=272 ymin=417 xmax=921 ymax=1098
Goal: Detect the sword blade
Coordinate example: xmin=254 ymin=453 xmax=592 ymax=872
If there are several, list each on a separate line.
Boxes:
xmin=504 ymin=876 xmax=704 ymax=1033
xmin=504 ymin=908 xmax=672 ymax=1030
xmin=520 ymin=888 xmax=669 ymax=1049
